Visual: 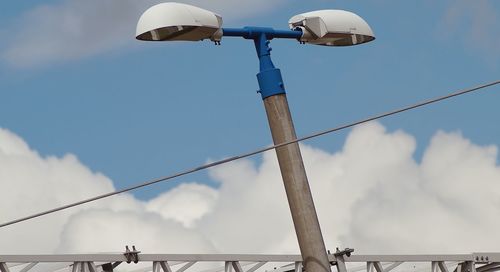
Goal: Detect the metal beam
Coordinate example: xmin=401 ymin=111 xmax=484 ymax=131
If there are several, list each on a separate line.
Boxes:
xmin=457 ymin=262 xmax=476 ymax=272
xmin=433 ymin=262 xmax=440 ymax=272
xmin=144 ymin=255 xmax=303 ymax=263
xmin=131 ymin=261 xmax=185 ymax=272
xmin=225 ymin=262 xmax=233 ymax=272
xmin=0 ymin=255 xmax=128 ymax=263
xmin=384 ymin=262 xmax=403 ymax=272
xmin=295 ymin=262 xmax=303 ymax=272
xmin=0 ymin=254 xmax=486 ymax=263
xmin=177 ymin=262 xmax=196 ymax=272
xmin=102 ymin=263 xmax=113 ymax=272
xmin=375 ymin=262 xmax=385 ymax=272
xmin=335 ymin=256 xmax=347 ymax=272
xmin=19 ymin=262 xmax=38 ymax=272
xmin=246 ymin=262 xmax=266 ymax=272
xmin=477 ymin=263 xmax=500 ymax=272
xmin=367 ymin=262 xmax=383 ymax=272
xmin=7 ymin=264 xmax=28 ymax=268
xmin=154 ymin=262 xmax=173 ymax=272
xmin=439 ymin=262 xmax=450 ymax=272
xmin=88 ymin=262 xmax=97 ymax=272
xmin=72 ymin=262 xmax=82 ymax=272
xmin=0 ymin=253 xmax=499 ymax=270
xmin=72 ymin=262 xmax=97 ymax=272
xmin=433 ymin=261 xmax=450 ymax=272
xmin=367 ymin=261 xmax=403 ymax=272
xmin=0 ymin=263 xmax=10 ymax=272
xmin=347 ymin=255 xmax=475 ymax=262
xmin=232 ymin=262 xmax=244 ymax=272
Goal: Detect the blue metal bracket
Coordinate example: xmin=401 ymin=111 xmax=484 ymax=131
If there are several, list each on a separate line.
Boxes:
xmin=222 ymin=27 xmax=302 ymax=100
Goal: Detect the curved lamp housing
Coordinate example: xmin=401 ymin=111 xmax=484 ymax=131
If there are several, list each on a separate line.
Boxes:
xmin=136 ymin=2 xmax=222 ymax=41
xmin=289 ymin=10 xmax=375 ymax=46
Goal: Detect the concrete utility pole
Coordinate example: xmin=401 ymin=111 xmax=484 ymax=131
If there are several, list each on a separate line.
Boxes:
xmin=240 ymin=30 xmax=331 ymax=272
xmin=263 ymin=93 xmax=331 ymax=272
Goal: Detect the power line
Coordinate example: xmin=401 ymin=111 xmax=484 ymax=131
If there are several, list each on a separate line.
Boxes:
xmin=1 ymin=80 xmax=499 ymax=229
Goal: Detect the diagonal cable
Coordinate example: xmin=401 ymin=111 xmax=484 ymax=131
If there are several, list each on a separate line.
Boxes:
xmin=0 ymin=80 xmax=499 ymax=229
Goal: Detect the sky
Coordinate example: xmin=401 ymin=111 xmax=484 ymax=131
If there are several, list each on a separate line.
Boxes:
xmin=1 ymin=0 xmax=500 ymax=257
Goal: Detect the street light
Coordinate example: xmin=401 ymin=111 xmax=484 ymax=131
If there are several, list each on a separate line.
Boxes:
xmin=289 ymin=10 xmax=375 ymax=46
xmin=136 ymin=3 xmax=375 ymax=272
xmin=136 ymin=3 xmax=223 ymax=42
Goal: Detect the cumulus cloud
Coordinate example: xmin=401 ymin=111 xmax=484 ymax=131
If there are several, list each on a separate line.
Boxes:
xmin=0 ymin=0 xmax=285 ymax=68
xmin=437 ymin=0 xmax=500 ymax=60
xmin=1 ymin=122 xmax=500 ymax=256
xmin=57 ymin=209 xmax=216 ymax=253
xmin=346 ymin=130 xmax=500 ymax=253
xmin=0 ymin=127 xmax=216 ymax=254
xmin=146 ymin=183 xmax=218 ymax=228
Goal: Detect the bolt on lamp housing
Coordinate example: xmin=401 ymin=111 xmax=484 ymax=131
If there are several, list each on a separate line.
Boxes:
xmin=289 ymin=10 xmax=375 ymax=46
xmin=136 ymin=2 xmax=223 ymax=42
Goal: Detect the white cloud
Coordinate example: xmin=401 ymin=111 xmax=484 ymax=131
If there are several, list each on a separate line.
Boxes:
xmin=199 ymin=157 xmax=295 ymax=253
xmin=1 ymin=0 xmax=286 ymax=68
xmin=146 ymin=183 xmax=219 ymax=228
xmin=0 ymin=127 xmax=215 ymax=254
xmin=1 ymin=122 xmax=500 ymax=256
xmin=437 ymin=0 xmax=500 ymax=60
xmin=57 ymin=209 xmax=216 ymax=253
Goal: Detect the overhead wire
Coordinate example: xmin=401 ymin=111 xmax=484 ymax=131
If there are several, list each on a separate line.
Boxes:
xmin=0 ymin=80 xmax=499 ymax=229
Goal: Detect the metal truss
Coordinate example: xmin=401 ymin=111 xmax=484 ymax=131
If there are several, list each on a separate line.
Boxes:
xmin=2 ymin=250 xmax=500 ymax=272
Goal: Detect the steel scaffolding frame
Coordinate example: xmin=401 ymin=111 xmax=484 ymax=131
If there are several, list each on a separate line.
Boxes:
xmin=2 ymin=252 xmax=500 ymax=272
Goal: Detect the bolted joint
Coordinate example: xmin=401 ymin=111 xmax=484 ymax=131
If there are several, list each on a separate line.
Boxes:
xmin=124 ymin=245 xmax=141 ymax=264
xmin=334 ymin=247 xmax=354 ymax=257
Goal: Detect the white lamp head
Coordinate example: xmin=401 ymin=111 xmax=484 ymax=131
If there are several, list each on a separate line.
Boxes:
xmin=289 ymin=10 xmax=375 ymax=46
xmin=136 ymin=2 xmax=223 ymax=42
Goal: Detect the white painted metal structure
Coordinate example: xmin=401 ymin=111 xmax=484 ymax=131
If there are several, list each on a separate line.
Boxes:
xmin=136 ymin=3 xmax=223 ymax=41
xmin=288 ymin=10 xmax=375 ymax=46
xmin=2 ymin=252 xmax=500 ymax=272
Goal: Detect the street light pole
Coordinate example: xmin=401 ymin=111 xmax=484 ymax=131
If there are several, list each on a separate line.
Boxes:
xmin=264 ymin=94 xmax=331 ymax=272
xmin=217 ymin=27 xmax=332 ymax=272
xmin=259 ymin=38 xmax=331 ymax=272
xmin=136 ymin=5 xmax=375 ymax=272
xmin=235 ymin=29 xmax=332 ymax=272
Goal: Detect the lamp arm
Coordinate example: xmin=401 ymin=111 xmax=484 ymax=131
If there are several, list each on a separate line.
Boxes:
xmin=222 ymin=27 xmax=302 ymax=40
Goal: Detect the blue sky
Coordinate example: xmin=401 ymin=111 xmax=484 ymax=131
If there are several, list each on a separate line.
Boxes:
xmin=3 ymin=0 xmax=500 ymax=256
xmin=1 ymin=0 xmax=499 ymax=203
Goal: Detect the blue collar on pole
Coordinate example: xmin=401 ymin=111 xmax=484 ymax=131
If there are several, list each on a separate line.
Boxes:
xmin=222 ymin=27 xmax=303 ymax=100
